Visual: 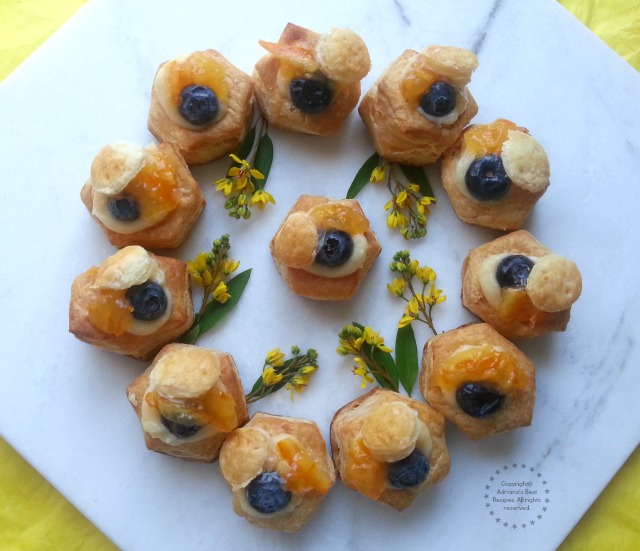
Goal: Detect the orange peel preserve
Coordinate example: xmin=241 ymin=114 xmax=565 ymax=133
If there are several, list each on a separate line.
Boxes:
xmin=498 ymin=288 xmax=551 ymax=327
xmin=401 ymin=67 xmax=438 ymax=107
xmin=276 ymin=438 xmax=331 ymax=494
xmin=463 ymin=119 xmax=518 ymax=157
xmin=166 ymin=51 xmax=229 ymax=106
xmin=146 ymin=386 xmax=238 ymax=433
xmin=87 ymin=287 xmax=134 ymax=336
xmin=434 ymin=344 xmax=528 ymax=393
xmin=309 ymin=203 xmax=369 ymax=234
xmin=344 ymin=438 xmax=387 ymax=499
xmin=121 ymin=149 xmax=180 ymax=226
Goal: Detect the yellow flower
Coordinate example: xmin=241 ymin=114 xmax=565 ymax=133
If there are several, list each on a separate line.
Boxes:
xmin=223 ymin=259 xmax=240 ymax=275
xmin=406 ymin=295 xmax=424 ymax=315
xmin=262 ymin=366 xmax=283 ymax=386
xmin=426 ymin=286 xmax=446 ymax=306
xmin=408 ymin=259 xmax=419 ymax=275
xmin=398 ymin=315 xmax=414 ymax=329
xmin=387 ymin=211 xmax=409 ymax=229
xmin=299 ymin=365 xmax=318 ymax=375
xmin=353 ymin=357 xmax=374 ymax=388
xmin=228 ymin=155 xmax=264 ymax=180
xmin=187 ymin=253 xmax=213 ymax=287
xmin=286 ymin=374 xmax=310 ymax=398
xmin=416 ymin=266 xmax=436 ymax=284
xmin=250 ymin=189 xmax=276 ymax=209
xmin=212 ymin=281 xmax=231 ymax=303
xmin=370 ymin=166 xmax=385 ymax=183
xmin=395 ymin=190 xmax=409 ymax=208
xmin=384 ymin=199 xmax=394 ymax=211
xmin=336 ymin=345 xmax=350 ymax=356
xmin=363 ymin=327 xmax=392 ymax=353
xmin=265 ymin=348 xmax=285 ymax=367
xmin=387 ymin=277 xmax=406 ymax=297
xmin=416 ymin=196 xmax=435 ymax=214
xmin=215 ymin=178 xmax=234 ymax=196
xmin=407 ymin=183 xmax=420 ymax=193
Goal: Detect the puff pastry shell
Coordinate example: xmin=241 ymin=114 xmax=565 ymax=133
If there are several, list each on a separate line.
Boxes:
xmin=219 ymin=412 xmax=335 ymax=532
xmin=126 ymin=344 xmax=248 ymax=462
xmin=148 ymin=49 xmax=254 ymax=165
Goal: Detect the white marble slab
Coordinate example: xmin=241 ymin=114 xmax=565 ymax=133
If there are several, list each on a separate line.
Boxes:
xmin=1 ymin=0 xmax=639 ymax=550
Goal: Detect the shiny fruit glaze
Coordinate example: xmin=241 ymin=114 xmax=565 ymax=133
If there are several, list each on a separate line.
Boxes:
xmin=463 ymin=118 xmax=518 ymax=157
xmin=123 ymin=149 xmax=179 ymax=226
xmin=434 ymin=344 xmax=528 ymax=393
xmin=146 ymin=386 xmax=238 ymax=433
xmin=167 ymin=51 xmax=228 ymax=107
xmin=345 ymin=438 xmax=387 ymax=499
xmin=87 ymin=277 xmax=134 ymax=336
xmin=276 ymin=438 xmax=331 ymax=494
xmin=309 ymin=203 xmax=369 ymax=234
xmin=401 ymin=67 xmax=438 ymax=107
xmin=498 ymin=288 xmax=551 ymax=327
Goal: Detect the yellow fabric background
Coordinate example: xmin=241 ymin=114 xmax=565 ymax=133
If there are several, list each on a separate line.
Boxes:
xmin=0 ymin=1 xmax=638 ymax=549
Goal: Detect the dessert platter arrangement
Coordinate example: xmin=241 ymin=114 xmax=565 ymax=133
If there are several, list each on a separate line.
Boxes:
xmin=2 ymin=1 xmax=640 ymax=550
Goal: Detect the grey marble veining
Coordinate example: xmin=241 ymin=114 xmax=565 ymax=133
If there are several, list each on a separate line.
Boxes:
xmin=0 ymin=0 xmax=639 ymax=550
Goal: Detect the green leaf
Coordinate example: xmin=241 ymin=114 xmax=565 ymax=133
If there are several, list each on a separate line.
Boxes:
xmin=253 ymin=133 xmax=273 ymax=186
xmin=194 ymin=269 xmax=252 ymax=337
xmin=399 ymin=164 xmax=435 ymax=198
xmin=346 ymin=153 xmax=380 ymax=199
xmin=178 ymin=322 xmax=201 ymax=345
xmin=232 ymin=126 xmax=256 ymax=165
xmin=395 ymin=324 xmax=419 ymax=395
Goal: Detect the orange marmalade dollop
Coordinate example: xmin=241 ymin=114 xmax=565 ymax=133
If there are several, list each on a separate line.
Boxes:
xmin=276 ymin=438 xmax=332 ymax=494
xmin=145 ymin=385 xmax=238 ymax=433
xmin=463 ymin=118 xmax=518 ymax=157
xmin=401 ymin=67 xmax=439 ymax=107
xmin=498 ymin=288 xmax=552 ymax=327
xmin=344 ymin=437 xmax=388 ymax=499
xmin=433 ymin=344 xmax=528 ymax=393
xmin=86 ymin=267 xmax=134 ymax=336
xmin=309 ymin=203 xmax=369 ymax=234
xmin=166 ymin=51 xmax=228 ymax=107
xmin=119 ymin=149 xmax=180 ymax=225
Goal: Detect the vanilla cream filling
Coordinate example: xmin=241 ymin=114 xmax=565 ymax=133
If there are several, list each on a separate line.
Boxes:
xmin=478 ymin=253 xmax=539 ymax=311
xmin=303 ymin=234 xmax=368 ymax=278
xmin=154 ymin=62 xmax=228 ymax=130
xmin=418 ymin=87 xmax=469 ymax=126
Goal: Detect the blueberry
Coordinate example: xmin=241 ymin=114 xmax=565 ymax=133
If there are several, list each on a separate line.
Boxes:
xmin=496 ymin=255 xmax=534 ymax=288
xmin=465 ymin=155 xmax=511 ymax=200
xmin=289 ymin=78 xmax=332 ymax=114
xmin=160 ymin=413 xmax=201 ymax=438
xmin=246 ymin=472 xmax=291 ymax=514
xmin=387 ymin=450 xmax=430 ymax=489
xmin=456 ymin=382 xmax=505 ymax=418
xmin=419 ymin=81 xmax=457 ymax=117
xmin=125 ymin=281 xmax=167 ymax=321
xmin=179 ymin=84 xmax=219 ymax=126
xmin=107 ymin=196 xmax=140 ymax=221
xmin=315 ymin=230 xmax=354 ymax=267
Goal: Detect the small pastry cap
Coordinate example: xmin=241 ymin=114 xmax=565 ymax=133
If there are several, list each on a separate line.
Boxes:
xmin=527 ymin=255 xmax=582 ymax=312
xmin=90 ymin=142 xmax=147 ymax=194
xmin=94 ymin=246 xmax=161 ymax=289
xmin=361 ymin=401 xmax=420 ymax=462
xmin=273 ymin=211 xmax=318 ymax=268
xmin=502 ymin=131 xmax=550 ymax=193
xmin=421 ymin=45 xmax=478 ymax=86
xmin=219 ymin=427 xmax=271 ymax=490
xmin=317 ymin=28 xmax=371 ymax=82
xmin=150 ymin=345 xmax=221 ymax=399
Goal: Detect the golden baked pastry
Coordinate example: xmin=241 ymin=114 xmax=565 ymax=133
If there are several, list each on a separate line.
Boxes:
xmin=80 ymin=141 xmax=205 ymax=249
xmin=330 ymin=388 xmax=449 ymax=510
xmin=126 ymin=344 xmax=248 ymax=462
xmin=253 ymin=23 xmax=370 ymax=135
xmin=420 ymin=323 xmax=536 ymax=440
xmin=440 ymin=119 xmax=550 ymax=230
xmin=148 ymin=49 xmax=254 ymax=165
xmin=68 ymin=246 xmax=193 ymax=359
xmin=269 ymin=195 xmax=381 ymax=300
xmin=359 ymin=45 xmax=478 ymax=165
xmin=462 ymin=230 xmax=582 ymax=339
xmin=219 ymin=412 xmax=335 ymax=532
